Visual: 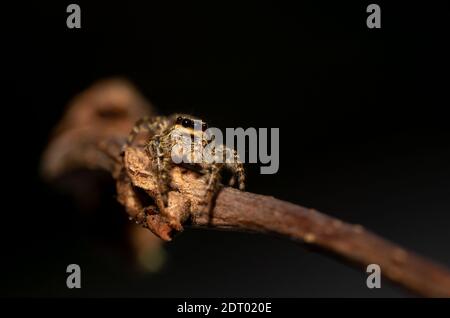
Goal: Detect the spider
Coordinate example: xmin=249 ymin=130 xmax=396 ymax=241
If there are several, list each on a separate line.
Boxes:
xmin=125 ymin=114 xmax=245 ymax=229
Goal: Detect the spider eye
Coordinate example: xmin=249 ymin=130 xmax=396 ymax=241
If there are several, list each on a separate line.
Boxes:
xmin=176 ymin=116 xmax=183 ymax=124
xmin=182 ymin=118 xmax=190 ymax=128
xmin=202 ymin=122 xmax=208 ymax=131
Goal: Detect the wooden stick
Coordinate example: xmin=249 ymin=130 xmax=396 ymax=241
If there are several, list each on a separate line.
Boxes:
xmin=41 ymin=79 xmax=450 ymax=297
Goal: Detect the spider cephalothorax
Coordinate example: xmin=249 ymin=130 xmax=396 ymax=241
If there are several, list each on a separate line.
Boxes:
xmin=125 ymin=114 xmax=245 ymax=230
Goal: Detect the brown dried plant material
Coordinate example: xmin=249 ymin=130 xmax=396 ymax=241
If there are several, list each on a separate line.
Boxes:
xmin=41 ymin=78 xmax=163 ymax=271
xmin=42 ymin=79 xmax=450 ymax=297
xmin=41 ymin=78 xmax=154 ymax=179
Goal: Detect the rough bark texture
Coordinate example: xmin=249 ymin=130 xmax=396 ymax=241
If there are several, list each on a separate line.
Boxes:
xmin=42 ymin=79 xmax=450 ymax=297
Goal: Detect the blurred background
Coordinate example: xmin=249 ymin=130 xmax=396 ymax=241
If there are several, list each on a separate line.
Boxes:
xmin=1 ymin=1 xmax=449 ymax=297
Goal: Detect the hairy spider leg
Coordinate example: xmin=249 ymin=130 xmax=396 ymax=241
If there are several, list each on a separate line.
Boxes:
xmin=125 ymin=116 xmax=168 ymax=150
xmin=147 ymin=137 xmax=172 ymax=209
xmin=225 ymin=148 xmax=246 ymax=191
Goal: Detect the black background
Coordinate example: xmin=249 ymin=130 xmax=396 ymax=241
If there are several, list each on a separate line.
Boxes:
xmin=1 ymin=1 xmax=450 ymax=297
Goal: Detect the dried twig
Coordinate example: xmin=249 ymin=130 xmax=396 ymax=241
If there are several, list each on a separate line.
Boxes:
xmin=42 ymin=79 xmax=450 ymax=297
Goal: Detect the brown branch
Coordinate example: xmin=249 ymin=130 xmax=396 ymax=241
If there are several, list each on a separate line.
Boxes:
xmin=195 ymin=188 xmax=450 ymax=297
xmin=42 ymin=79 xmax=450 ymax=297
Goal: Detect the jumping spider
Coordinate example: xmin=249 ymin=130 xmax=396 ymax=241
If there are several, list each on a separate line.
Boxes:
xmin=125 ymin=114 xmax=245 ymax=230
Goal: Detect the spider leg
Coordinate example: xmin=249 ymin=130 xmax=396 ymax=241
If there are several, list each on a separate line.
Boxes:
xmin=223 ymin=147 xmax=246 ymax=191
xmin=147 ymin=137 xmax=172 ymax=210
xmin=123 ymin=116 xmax=167 ymax=153
xmin=203 ymin=163 xmax=223 ymax=213
xmin=148 ymin=137 xmax=185 ymax=232
xmin=233 ymin=161 xmax=246 ymax=191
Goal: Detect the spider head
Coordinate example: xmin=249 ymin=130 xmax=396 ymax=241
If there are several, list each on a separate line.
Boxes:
xmin=175 ymin=115 xmax=208 ymax=133
xmin=170 ymin=115 xmax=210 ymax=163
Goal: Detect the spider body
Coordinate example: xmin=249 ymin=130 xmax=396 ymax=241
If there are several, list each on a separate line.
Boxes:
xmin=125 ymin=114 xmax=245 ymax=230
